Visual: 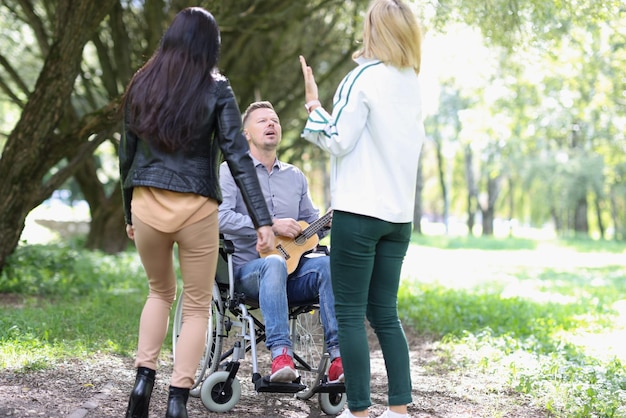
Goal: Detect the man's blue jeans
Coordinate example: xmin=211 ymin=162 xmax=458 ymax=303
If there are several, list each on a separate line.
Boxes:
xmin=234 ymin=254 xmax=340 ymax=361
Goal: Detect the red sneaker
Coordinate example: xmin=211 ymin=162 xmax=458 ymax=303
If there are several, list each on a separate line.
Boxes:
xmin=328 ymin=357 xmax=344 ymax=383
xmin=270 ymin=350 xmax=298 ymax=382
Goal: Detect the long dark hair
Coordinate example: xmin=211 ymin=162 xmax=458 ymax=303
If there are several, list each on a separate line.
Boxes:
xmin=123 ymin=7 xmax=221 ymax=152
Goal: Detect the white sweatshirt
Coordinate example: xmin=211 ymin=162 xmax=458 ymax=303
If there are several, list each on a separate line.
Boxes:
xmin=302 ymin=57 xmax=425 ymax=223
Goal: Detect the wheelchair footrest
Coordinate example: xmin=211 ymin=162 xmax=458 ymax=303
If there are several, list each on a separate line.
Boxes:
xmin=312 ymin=381 xmax=346 ymax=394
xmin=253 ymin=373 xmax=307 ymax=393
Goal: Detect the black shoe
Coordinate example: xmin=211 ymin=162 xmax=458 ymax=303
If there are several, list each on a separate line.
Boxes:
xmin=125 ymin=367 xmax=155 ymax=418
xmin=165 ymin=386 xmax=189 ymax=418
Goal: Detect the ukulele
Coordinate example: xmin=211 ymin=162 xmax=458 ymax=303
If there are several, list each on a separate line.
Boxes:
xmin=259 ymin=210 xmax=333 ymax=274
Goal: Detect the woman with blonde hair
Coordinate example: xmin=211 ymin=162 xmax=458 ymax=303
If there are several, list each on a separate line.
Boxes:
xmin=299 ymin=0 xmax=424 ymax=417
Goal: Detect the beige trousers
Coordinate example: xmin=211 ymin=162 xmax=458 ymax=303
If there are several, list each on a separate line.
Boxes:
xmin=132 ymin=212 xmax=218 ymax=388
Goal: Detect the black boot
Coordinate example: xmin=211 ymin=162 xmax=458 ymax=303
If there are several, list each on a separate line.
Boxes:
xmin=165 ymin=386 xmax=189 ymax=418
xmin=125 ymin=367 xmax=155 ymax=418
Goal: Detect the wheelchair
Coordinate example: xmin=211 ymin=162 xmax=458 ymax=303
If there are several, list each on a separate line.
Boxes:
xmin=172 ymin=237 xmax=347 ymax=415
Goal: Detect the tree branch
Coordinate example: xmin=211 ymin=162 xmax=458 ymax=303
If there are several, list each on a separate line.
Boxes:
xmin=37 ymin=131 xmax=109 ymax=202
xmin=0 ymin=53 xmax=31 ymax=102
xmin=16 ymin=0 xmax=50 ymax=55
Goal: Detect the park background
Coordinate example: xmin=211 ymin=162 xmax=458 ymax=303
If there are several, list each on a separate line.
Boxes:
xmin=1 ymin=1 xmax=626 ymax=417
xmin=0 ymin=0 xmax=625 ymax=260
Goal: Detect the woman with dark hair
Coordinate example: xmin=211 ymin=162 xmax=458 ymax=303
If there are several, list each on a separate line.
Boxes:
xmin=119 ymin=7 xmax=274 ymax=418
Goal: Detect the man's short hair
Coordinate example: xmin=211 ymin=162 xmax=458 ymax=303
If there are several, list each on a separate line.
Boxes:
xmin=242 ymin=101 xmax=275 ymax=127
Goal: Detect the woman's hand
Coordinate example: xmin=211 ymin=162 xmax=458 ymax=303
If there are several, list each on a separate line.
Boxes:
xmin=299 ymin=55 xmax=319 ymax=104
xmin=125 ymin=224 xmax=135 ymax=240
xmin=255 ymin=225 xmax=275 ymax=254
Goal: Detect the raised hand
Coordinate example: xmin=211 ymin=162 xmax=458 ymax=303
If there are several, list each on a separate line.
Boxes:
xmin=299 ymin=55 xmax=319 ymax=104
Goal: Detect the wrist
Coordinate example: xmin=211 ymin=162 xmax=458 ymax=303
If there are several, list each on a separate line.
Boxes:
xmin=305 ymin=99 xmax=321 ymax=113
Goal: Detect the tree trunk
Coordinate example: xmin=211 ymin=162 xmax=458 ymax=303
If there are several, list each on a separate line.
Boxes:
xmin=592 ymin=189 xmax=605 ymax=240
xmin=482 ymin=206 xmax=495 ymax=236
xmin=609 ymin=190 xmax=622 ymax=241
xmin=508 ymin=177 xmax=515 ymax=237
xmin=574 ymin=196 xmax=588 ymax=235
xmin=481 ymin=176 xmax=500 ymax=236
xmin=0 ymin=0 xmax=117 ymax=272
xmin=85 ymin=193 xmax=128 ymax=253
xmin=413 ymin=152 xmax=424 ymax=234
xmin=551 ymin=207 xmax=562 ymax=234
xmin=434 ymin=139 xmax=449 ymax=234
xmin=72 ymin=147 xmax=128 ymax=253
xmin=464 ymin=144 xmax=477 ymax=235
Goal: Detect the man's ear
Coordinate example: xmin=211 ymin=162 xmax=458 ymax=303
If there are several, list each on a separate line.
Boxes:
xmin=243 ymin=129 xmax=251 ymax=140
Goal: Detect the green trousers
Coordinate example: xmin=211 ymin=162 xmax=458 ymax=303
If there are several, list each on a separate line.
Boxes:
xmin=330 ymin=210 xmax=413 ymax=411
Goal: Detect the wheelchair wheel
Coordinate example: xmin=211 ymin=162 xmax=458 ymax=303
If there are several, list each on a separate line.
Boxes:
xmin=292 ymin=308 xmax=327 ymax=397
xmin=320 ymin=391 xmax=347 ymax=415
xmin=200 ymin=370 xmax=241 ymax=413
xmin=172 ymin=283 xmax=224 ymax=396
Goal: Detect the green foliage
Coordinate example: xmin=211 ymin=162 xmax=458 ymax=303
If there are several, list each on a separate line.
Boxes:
xmin=0 ymin=243 xmax=147 ymax=369
xmin=398 ymin=239 xmax=626 ymax=416
xmin=422 ymin=5 xmax=626 ymax=240
xmin=1 ymin=0 xmax=625 ymax=270
xmin=428 ymin=0 xmax=622 ymax=48
xmin=0 ymin=241 xmax=143 ymax=296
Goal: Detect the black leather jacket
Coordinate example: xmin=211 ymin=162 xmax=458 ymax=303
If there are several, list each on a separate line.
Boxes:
xmin=119 ymin=75 xmax=272 ymax=229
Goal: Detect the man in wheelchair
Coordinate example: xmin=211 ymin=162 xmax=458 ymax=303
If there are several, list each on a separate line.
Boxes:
xmin=218 ymin=101 xmax=343 ymax=384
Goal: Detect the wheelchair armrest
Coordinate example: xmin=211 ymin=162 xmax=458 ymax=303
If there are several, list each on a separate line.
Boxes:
xmin=314 ymin=245 xmax=330 ymax=256
xmin=220 ymin=238 xmax=235 ymax=254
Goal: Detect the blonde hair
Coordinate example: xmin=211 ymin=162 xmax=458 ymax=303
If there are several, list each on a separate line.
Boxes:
xmin=353 ymin=0 xmax=422 ymax=74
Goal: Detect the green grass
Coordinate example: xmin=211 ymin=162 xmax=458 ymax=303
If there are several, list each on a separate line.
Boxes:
xmin=0 ymin=242 xmax=149 ymax=370
xmin=557 ymin=237 xmax=626 ymax=254
xmin=410 ymin=233 xmax=538 ymax=250
xmin=398 ymin=236 xmax=626 ymax=417
xmin=1 ymin=235 xmax=625 ymax=416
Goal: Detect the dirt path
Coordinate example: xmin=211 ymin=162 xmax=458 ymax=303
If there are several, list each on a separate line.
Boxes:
xmin=0 ymin=325 xmax=547 ymax=418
